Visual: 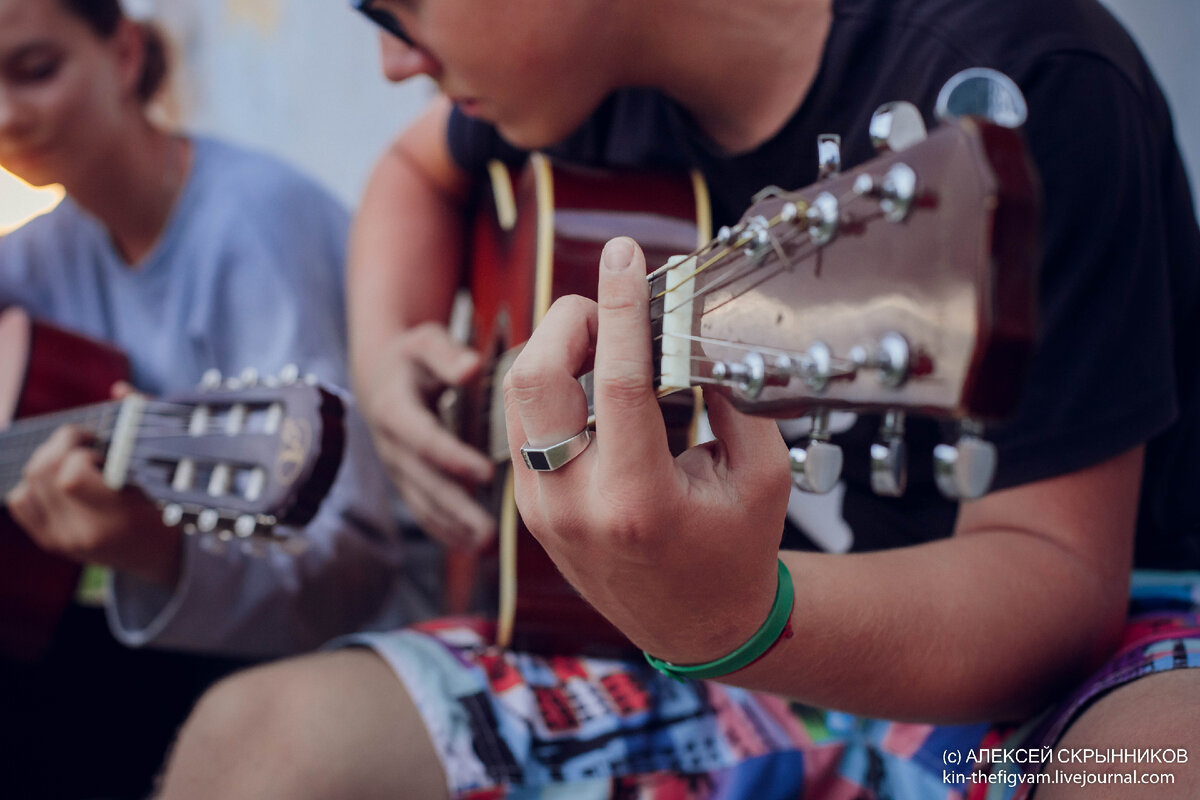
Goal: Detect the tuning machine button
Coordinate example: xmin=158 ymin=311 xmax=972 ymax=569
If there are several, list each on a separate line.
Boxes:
xmin=161 ymin=503 xmax=185 ymax=527
xmin=278 ymin=364 xmax=301 ymax=386
xmin=817 ymin=133 xmax=842 ymax=179
xmin=789 ymin=408 xmax=844 ymax=494
xmin=234 ymin=514 xmax=259 ymax=538
xmin=933 ymin=420 xmax=997 ymax=500
xmin=870 ymin=410 xmax=908 ymax=497
xmin=935 ymin=67 xmax=1028 ymax=128
xmin=200 ymin=369 xmax=223 ymax=390
xmin=196 ymin=508 xmax=220 ymax=533
xmin=869 ymin=101 xmax=927 ymax=154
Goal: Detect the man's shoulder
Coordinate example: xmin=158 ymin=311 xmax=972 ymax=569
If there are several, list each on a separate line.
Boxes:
xmin=835 ymin=0 xmax=1144 ymax=74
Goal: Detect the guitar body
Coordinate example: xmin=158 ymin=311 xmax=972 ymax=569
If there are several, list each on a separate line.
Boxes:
xmin=463 ymin=157 xmax=709 ymax=657
xmin=0 ymin=307 xmax=129 ymax=661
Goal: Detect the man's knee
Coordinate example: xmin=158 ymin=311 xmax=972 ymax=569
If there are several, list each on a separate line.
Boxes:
xmin=157 ymin=648 xmax=448 ymax=800
xmin=159 ymin=651 xmax=385 ymax=799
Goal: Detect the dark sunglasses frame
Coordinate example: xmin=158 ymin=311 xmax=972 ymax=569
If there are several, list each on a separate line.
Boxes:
xmin=353 ymin=0 xmax=416 ymax=48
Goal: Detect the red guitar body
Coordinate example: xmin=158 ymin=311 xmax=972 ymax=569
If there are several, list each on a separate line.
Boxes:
xmin=462 ymin=157 xmax=707 ymax=657
xmin=0 ymin=307 xmax=129 ymax=661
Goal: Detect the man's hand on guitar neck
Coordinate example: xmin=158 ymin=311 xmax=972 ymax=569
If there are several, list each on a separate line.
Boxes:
xmin=357 ymin=322 xmax=497 ymax=550
xmin=5 ymin=424 xmax=183 ymax=591
xmin=503 ymin=237 xmax=791 ymax=666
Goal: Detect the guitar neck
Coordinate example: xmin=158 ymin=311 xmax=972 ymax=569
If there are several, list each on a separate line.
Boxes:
xmin=0 ymin=401 xmax=123 ymax=497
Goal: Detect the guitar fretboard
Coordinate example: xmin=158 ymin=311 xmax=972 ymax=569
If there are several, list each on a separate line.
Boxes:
xmin=0 ymin=402 xmax=120 ymax=496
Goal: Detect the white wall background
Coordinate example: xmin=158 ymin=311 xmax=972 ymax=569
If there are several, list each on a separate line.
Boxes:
xmin=159 ymin=0 xmax=433 ymax=207
xmin=1099 ymin=0 xmax=1200 ymax=213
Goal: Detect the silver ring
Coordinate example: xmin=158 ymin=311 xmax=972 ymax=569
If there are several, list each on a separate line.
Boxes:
xmin=520 ymin=428 xmax=593 ymax=472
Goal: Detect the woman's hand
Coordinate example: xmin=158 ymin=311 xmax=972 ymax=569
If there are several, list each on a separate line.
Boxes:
xmin=6 ymin=423 xmax=183 ymax=590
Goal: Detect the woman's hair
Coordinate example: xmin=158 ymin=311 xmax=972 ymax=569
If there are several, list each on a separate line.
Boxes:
xmin=59 ymin=0 xmax=169 ymax=104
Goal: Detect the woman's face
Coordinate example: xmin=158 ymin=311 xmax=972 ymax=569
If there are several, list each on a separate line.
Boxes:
xmin=0 ymin=0 xmax=136 ymax=188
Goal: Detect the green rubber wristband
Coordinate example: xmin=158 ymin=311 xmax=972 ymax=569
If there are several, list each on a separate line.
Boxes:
xmin=643 ymin=558 xmax=794 ymax=681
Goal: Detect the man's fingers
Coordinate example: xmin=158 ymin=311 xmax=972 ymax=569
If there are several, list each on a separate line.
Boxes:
xmin=391 ymin=447 xmax=496 ymax=549
xmin=110 ymin=381 xmax=137 ymax=400
xmin=504 ymin=295 xmax=596 ymax=452
xmin=407 ymin=322 xmax=483 ymax=388
xmin=593 ymin=237 xmax=671 ymax=478
xmin=383 ymin=402 xmax=493 ymax=484
xmin=704 ymin=391 xmax=790 ymax=478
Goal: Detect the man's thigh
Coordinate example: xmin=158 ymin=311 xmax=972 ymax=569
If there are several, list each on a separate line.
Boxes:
xmin=1036 ymin=668 xmax=1200 ymax=799
xmin=158 ymin=648 xmax=449 ymax=800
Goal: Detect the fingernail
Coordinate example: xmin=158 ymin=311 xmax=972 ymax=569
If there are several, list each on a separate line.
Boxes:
xmin=602 ymin=237 xmax=635 ymax=272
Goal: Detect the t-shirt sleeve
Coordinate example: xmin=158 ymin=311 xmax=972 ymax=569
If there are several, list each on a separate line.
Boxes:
xmin=987 ymin=52 xmax=1179 ymax=488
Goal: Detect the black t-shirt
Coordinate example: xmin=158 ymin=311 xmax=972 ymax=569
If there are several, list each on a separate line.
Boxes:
xmin=448 ymin=0 xmax=1200 ymax=568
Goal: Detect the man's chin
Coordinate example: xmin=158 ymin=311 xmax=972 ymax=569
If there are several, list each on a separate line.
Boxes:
xmin=493 ymin=119 xmax=575 ymax=152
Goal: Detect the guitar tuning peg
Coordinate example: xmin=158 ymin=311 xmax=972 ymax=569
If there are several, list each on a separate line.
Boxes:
xmin=849 ymin=332 xmax=911 ymax=387
xmin=161 ymin=503 xmax=184 ymax=527
xmin=200 ymin=368 xmax=223 ymax=390
xmin=234 ymin=514 xmax=258 ymax=538
xmin=278 ymin=364 xmax=301 ymax=386
xmin=933 ymin=420 xmax=997 ymax=500
xmin=870 ymin=410 xmax=908 ymax=497
xmin=935 ymin=67 xmax=1028 ymax=129
xmin=817 ymin=133 xmax=842 ymax=179
xmin=712 ymin=352 xmax=766 ymax=400
xmin=239 ymin=367 xmax=260 ymax=387
xmin=869 ymin=101 xmax=927 ymax=154
xmin=789 ymin=409 xmax=843 ymax=494
xmin=196 ymin=508 xmax=220 ymax=533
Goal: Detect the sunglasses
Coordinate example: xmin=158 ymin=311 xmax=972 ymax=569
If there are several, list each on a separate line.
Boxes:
xmin=352 ymin=0 xmax=416 ymax=48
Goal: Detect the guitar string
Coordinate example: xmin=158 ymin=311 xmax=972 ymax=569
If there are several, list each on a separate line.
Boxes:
xmin=647 ymin=186 xmax=870 ymax=320
xmin=463 ymin=252 xmax=796 ymax=398
xmin=0 ymin=402 xmax=277 ymax=442
xmin=0 ymin=453 xmax=268 ymax=505
xmin=464 ymin=190 xmax=880 ymax=401
xmin=0 ymin=405 xmax=279 ymax=480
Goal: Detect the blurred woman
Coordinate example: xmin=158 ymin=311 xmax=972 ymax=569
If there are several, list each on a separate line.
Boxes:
xmin=0 ymin=1 xmax=426 ymax=796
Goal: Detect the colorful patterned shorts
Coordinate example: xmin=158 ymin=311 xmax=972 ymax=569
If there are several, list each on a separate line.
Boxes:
xmin=338 ymin=571 xmax=1200 ymax=799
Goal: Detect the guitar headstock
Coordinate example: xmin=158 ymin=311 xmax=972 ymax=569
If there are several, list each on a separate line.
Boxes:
xmin=651 ymin=113 xmax=1040 ymax=499
xmin=111 ymin=366 xmax=345 ymax=550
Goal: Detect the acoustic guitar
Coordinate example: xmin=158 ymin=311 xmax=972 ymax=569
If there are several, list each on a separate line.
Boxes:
xmin=455 ymin=114 xmax=1039 ymax=657
xmin=0 ymin=307 xmax=345 ymax=661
